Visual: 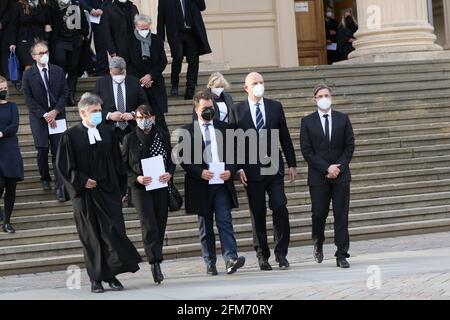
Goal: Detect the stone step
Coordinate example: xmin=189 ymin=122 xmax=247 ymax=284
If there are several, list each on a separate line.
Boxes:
xmin=3 ymin=190 xmax=450 ymax=248
xmin=10 ymin=179 xmax=450 ymax=231
xmin=1 ymin=216 xmax=450 ymax=276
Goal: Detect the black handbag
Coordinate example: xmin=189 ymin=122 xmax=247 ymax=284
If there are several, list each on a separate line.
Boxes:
xmin=167 ymin=180 xmax=183 ymax=212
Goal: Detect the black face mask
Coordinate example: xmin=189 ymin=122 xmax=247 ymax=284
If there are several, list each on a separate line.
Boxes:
xmin=201 ymin=108 xmax=215 ymax=121
xmin=0 ymin=90 xmax=8 ymax=100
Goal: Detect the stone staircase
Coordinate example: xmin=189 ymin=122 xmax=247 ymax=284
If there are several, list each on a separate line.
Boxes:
xmin=1 ymin=59 xmax=450 ymax=276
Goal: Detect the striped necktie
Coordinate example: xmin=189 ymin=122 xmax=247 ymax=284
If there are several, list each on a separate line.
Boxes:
xmin=255 ymin=102 xmax=265 ymax=132
xmin=116 ymin=83 xmax=127 ymax=130
xmin=203 ymin=123 xmax=213 ymax=164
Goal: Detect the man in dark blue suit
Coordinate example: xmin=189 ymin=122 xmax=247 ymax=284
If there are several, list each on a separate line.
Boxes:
xmin=22 ymin=41 xmax=70 ymax=201
xmin=230 ymin=72 xmax=297 ymax=271
xmin=79 ymin=0 xmax=112 ymax=75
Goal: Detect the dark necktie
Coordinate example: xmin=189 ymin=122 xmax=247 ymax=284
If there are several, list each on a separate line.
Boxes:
xmin=42 ymin=68 xmax=55 ymax=109
xmin=116 ymin=83 xmax=127 ymax=130
xmin=323 ymin=114 xmax=330 ymax=142
xmin=255 ymin=102 xmax=265 ymax=132
xmin=203 ymin=123 xmax=213 ymax=164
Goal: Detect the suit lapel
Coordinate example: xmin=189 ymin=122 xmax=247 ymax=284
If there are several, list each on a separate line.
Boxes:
xmin=331 ymin=110 xmax=337 ymax=144
xmin=314 ymin=111 xmax=329 ymax=143
xmin=243 ymin=100 xmax=256 ymax=130
xmin=31 ymin=64 xmax=46 ymax=93
xmin=106 ymin=75 xmax=115 ymax=106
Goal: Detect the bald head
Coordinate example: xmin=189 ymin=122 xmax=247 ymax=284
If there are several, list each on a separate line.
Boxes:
xmin=244 ymin=72 xmax=265 ymax=102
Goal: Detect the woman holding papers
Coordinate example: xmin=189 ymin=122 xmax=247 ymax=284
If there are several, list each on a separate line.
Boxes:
xmin=0 ymin=76 xmax=24 ymax=233
xmin=122 ymin=104 xmax=175 ymax=285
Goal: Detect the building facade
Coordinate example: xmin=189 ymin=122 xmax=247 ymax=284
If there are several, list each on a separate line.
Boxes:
xmin=134 ymin=0 xmax=450 ymax=69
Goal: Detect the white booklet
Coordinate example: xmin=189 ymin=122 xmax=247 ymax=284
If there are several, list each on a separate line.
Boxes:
xmin=48 ymin=119 xmax=67 ymax=135
xmin=89 ymin=15 xmax=101 ymax=24
xmin=327 ymin=43 xmax=337 ymax=51
xmin=141 ymin=155 xmax=168 ymax=191
xmin=209 ymin=162 xmax=225 ymax=185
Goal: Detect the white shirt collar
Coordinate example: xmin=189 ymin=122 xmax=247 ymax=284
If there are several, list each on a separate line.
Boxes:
xmin=82 ymin=122 xmax=102 ymax=145
xmin=198 ymin=119 xmax=214 ymax=129
xmin=248 ymin=97 xmax=264 ymax=107
xmin=318 ymin=109 xmax=332 ymax=118
xmin=37 ymin=64 xmax=49 ymax=72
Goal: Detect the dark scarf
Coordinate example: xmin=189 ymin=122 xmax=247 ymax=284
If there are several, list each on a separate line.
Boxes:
xmin=136 ymin=126 xmax=157 ymax=158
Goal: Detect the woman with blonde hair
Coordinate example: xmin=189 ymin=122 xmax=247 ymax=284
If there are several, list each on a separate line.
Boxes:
xmin=193 ymin=72 xmax=235 ymax=123
xmin=336 ymin=9 xmax=358 ymax=61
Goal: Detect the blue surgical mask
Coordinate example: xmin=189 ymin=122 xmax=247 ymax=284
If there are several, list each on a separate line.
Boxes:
xmin=90 ymin=112 xmax=102 ymax=126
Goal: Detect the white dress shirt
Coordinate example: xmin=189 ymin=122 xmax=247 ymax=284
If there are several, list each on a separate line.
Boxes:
xmin=318 ymin=109 xmax=332 ymax=141
xmin=248 ymin=97 xmax=266 ymax=129
xmin=216 ymin=102 xmax=228 ymax=122
xmin=83 ymin=122 xmax=102 ymax=145
xmin=198 ymin=120 xmax=220 ymax=164
xmin=37 ymin=64 xmax=51 ymax=110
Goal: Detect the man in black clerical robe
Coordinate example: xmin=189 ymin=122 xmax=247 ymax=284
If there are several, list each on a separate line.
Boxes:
xmin=56 ymin=92 xmax=142 ymax=293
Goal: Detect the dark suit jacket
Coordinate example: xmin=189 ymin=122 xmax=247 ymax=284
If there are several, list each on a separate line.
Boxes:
xmin=122 ymin=126 xmax=176 ymax=189
xmin=300 ymin=110 xmax=355 ymax=186
xmin=157 ymin=0 xmax=211 ymax=58
xmin=179 ymin=121 xmax=239 ymax=216
xmin=102 ymin=1 xmax=138 ymax=60
xmin=22 ymin=63 xmax=69 ymax=148
xmin=93 ymin=74 xmax=148 ymax=130
xmin=126 ymin=33 xmax=168 ymax=114
xmin=230 ymin=98 xmax=297 ymax=182
xmin=79 ymin=0 xmax=111 ymax=12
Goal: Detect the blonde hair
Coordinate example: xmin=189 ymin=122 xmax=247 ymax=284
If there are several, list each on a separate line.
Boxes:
xmin=207 ymin=72 xmax=230 ymax=90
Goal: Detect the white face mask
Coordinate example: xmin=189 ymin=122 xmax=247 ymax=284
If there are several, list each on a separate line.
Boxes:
xmin=39 ymin=54 xmax=49 ymax=65
xmin=252 ymin=84 xmax=265 ymax=98
xmin=113 ymin=75 xmax=126 ymax=84
xmin=211 ymin=87 xmax=224 ymax=97
xmin=118 ymin=0 xmax=127 ymax=3
xmin=317 ymin=97 xmax=332 ymax=111
xmin=326 ymin=11 xmax=333 ymax=18
xmin=138 ymin=29 xmax=150 ymax=38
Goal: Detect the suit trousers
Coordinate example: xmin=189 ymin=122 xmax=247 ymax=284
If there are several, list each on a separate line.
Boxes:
xmin=132 ymin=186 xmax=168 ymax=264
xmin=170 ymin=29 xmax=200 ymax=90
xmin=91 ymin=22 xmax=109 ymax=75
xmin=309 ymin=181 xmax=350 ymax=258
xmin=37 ymin=133 xmax=62 ymax=188
xmin=246 ymin=174 xmax=290 ymax=259
xmin=198 ymin=185 xmax=238 ymax=266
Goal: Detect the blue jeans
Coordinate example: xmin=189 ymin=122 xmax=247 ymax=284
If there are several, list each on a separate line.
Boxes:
xmin=198 ymin=185 xmax=238 ymax=266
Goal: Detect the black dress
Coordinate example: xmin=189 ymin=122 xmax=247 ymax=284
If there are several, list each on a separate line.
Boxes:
xmin=0 ymin=102 xmax=24 ymax=180
xmin=56 ymin=123 xmax=141 ymax=281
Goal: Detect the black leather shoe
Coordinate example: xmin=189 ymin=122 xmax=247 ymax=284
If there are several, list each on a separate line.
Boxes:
xmin=258 ymin=258 xmax=272 ymax=271
xmin=336 ymin=257 xmax=350 ymax=269
xmin=2 ymin=224 xmax=15 ymax=234
xmin=314 ymin=244 xmax=324 ymax=264
xmin=68 ymin=94 xmax=77 ymax=107
xmin=206 ymin=265 xmax=218 ymax=276
xmin=275 ymin=256 xmax=290 ymax=270
xmin=91 ymin=281 xmax=104 ymax=293
xmin=42 ymin=180 xmax=51 ymax=191
xmin=151 ymin=263 xmax=164 ymax=284
xmin=56 ymin=188 xmax=65 ymax=202
xmin=107 ymin=277 xmax=124 ymax=291
xmin=226 ymin=256 xmax=245 ymax=275
xmin=170 ymin=86 xmax=179 ymax=97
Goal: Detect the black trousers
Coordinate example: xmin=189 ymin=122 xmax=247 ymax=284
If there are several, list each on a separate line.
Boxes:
xmin=171 ymin=29 xmax=200 ymax=90
xmin=91 ymin=22 xmax=109 ymax=74
xmin=0 ymin=177 xmax=18 ymax=224
xmin=246 ymin=174 xmax=290 ymax=259
xmin=53 ymin=45 xmax=82 ymax=95
xmin=37 ymin=133 xmax=62 ymax=187
xmin=0 ymin=32 xmax=8 ymax=78
xmin=132 ymin=187 xmax=168 ymax=264
xmin=309 ymin=182 xmax=350 ymax=258
xmin=114 ymin=126 xmax=132 ymax=145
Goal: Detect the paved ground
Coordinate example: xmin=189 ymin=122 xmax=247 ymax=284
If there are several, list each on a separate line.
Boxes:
xmin=1 ymin=232 xmax=450 ymax=300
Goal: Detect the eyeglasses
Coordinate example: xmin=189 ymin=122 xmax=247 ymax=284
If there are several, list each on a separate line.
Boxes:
xmin=33 ymin=50 xmax=49 ymax=57
xmin=315 ymin=94 xmax=331 ymax=99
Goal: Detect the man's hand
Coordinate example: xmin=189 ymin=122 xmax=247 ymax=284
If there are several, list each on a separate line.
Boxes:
xmin=0 ymin=131 xmax=4 ymax=138
xmin=48 ymin=119 xmax=57 ymax=129
xmin=44 ymin=110 xmax=58 ymax=123
xmin=327 ymin=164 xmax=341 ymax=179
xmin=85 ymin=179 xmax=97 ymax=189
xmin=140 ymin=74 xmax=153 ymax=86
xmin=137 ymin=176 xmax=152 ymax=186
xmin=109 ymin=111 xmax=123 ymax=121
xmin=288 ymin=167 xmax=297 ymax=183
xmin=44 ymin=25 xmax=52 ymax=32
xmin=120 ymin=113 xmax=134 ymax=121
xmin=239 ymin=170 xmax=248 ymax=187
xmin=201 ymin=170 xmax=214 ymax=181
xmin=159 ymin=173 xmax=172 ymax=183
xmin=9 ymin=45 xmax=16 ymax=51
xmin=330 ymin=30 xmax=336 ymax=35
xmin=220 ymin=170 xmax=231 ymax=181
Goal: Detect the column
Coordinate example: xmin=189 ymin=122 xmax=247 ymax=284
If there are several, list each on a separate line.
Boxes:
xmin=342 ymin=0 xmax=450 ymax=63
xmin=444 ymin=0 xmax=450 ymax=49
xmin=274 ymin=0 xmax=299 ymax=68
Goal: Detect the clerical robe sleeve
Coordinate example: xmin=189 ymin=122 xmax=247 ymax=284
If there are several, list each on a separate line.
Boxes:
xmin=56 ymin=132 xmax=89 ymax=199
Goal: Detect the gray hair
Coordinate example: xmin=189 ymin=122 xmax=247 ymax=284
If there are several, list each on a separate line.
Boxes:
xmin=134 ymin=14 xmax=152 ymax=25
xmin=109 ymin=56 xmax=127 ymax=72
xmin=78 ymin=93 xmax=103 ymax=110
